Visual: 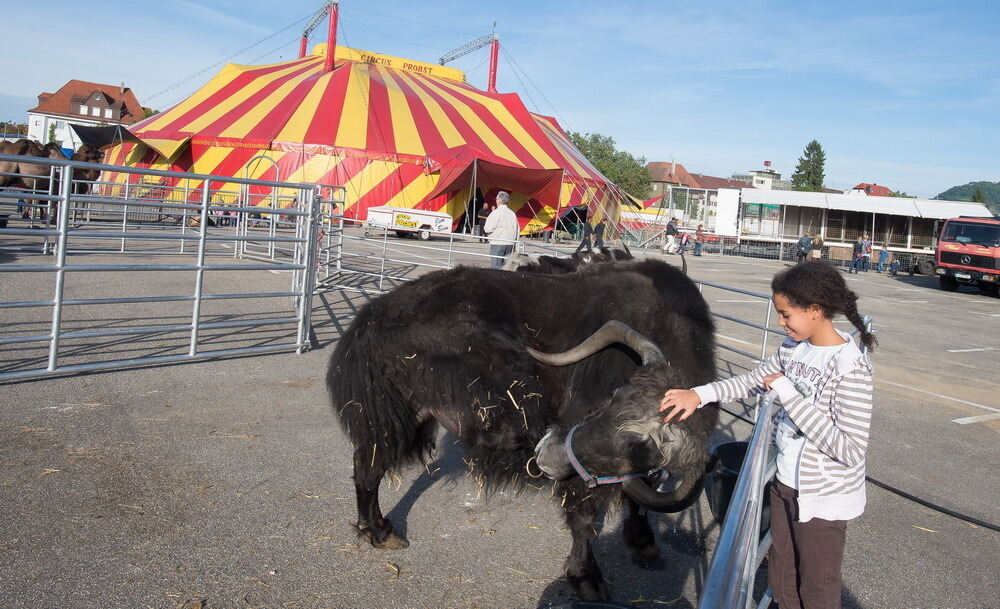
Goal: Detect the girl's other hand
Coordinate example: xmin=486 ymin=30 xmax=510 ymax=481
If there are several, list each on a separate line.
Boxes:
xmin=659 ymin=389 xmax=700 ymax=423
xmin=762 ymin=373 xmax=784 ymax=390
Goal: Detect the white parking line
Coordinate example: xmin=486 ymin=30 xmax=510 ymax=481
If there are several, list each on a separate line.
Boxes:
xmin=945 ymin=347 xmax=996 ymax=353
xmin=952 ymin=413 xmax=1000 ymax=424
xmin=877 ymin=379 xmax=1000 ymax=424
xmin=969 ymin=311 xmax=1000 ymax=318
xmin=895 ymin=300 xmax=928 ymax=304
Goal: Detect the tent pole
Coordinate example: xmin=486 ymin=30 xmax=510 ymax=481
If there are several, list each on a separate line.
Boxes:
xmin=470 ymin=160 xmax=477 ymax=235
xmin=554 ymin=170 xmax=564 ymax=237
xmin=487 ymin=36 xmax=500 ymax=93
xmin=324 ymin=1 xmax=340 ymax=72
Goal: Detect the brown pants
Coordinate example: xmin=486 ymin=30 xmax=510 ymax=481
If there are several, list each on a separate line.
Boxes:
xmin=768 ymin=481 xmax=848 ymax=609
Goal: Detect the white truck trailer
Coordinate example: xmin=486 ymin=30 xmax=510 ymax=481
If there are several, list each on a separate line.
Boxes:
xmin=364 ymin=206 xmax=453 ymax=241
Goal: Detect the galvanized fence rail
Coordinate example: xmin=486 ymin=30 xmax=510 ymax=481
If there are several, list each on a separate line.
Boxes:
xmin=316 ymin=214 xmax=544 ymax=295
xmin=0 ymin=152 xmax=344 ymax=382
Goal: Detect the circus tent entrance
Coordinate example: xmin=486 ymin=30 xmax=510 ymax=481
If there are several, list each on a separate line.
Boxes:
xmin=100 ymin=30 xmax=630 ymax=233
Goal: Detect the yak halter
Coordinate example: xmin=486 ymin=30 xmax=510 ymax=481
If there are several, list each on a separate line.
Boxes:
xmin=564 ymin=424 xmax=659 ymax=488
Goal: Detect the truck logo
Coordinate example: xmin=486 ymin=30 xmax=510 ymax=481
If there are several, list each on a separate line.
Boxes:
xmin=961 ymin=255 xmax=971 ymax=264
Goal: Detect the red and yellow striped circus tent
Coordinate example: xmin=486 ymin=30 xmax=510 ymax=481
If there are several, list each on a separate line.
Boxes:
xmin=620 ymin=194 xmax=668 ymax=229
xmin=103 ymin=44 xmax=632 ymax=233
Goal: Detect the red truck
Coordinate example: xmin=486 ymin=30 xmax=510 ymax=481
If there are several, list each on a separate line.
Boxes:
xmin=934 ymin=216 xmax=1000 ymax=294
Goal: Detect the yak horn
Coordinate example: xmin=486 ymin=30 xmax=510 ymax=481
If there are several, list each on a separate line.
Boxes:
xmin=622 ymin=468 xmax=705 ymax=513
xmin=527 ymin=320 xmax=665 ymax=367
xmin=680 ymin=251 xmax=688 ymax=275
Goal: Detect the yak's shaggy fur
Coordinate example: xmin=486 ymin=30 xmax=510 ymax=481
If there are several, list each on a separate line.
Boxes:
xmin=328 ymin=258 xmax=717 ymax=600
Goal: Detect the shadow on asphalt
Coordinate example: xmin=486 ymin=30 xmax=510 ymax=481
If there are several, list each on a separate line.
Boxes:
xmin=383 ymin=431 xmax=470 ymax=541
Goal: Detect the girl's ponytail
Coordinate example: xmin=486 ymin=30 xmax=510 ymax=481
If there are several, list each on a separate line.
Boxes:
xmin=842 ymin=293 xmax=876 ymax=352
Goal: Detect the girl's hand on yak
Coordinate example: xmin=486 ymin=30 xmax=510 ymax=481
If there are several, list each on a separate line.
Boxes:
xmin=659 ymin=389 xmax=700 ymax=423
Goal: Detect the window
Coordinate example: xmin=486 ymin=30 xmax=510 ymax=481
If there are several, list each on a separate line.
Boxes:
xmin=941 ymin=221 xmax=1000 ymax=246
xmin=80 ymin=104 xmax=88 ymax=115
xmin=104 ymin=108 xmax=112 ymax=118
xmin=91 ymin=107 xmax=100 ymax=117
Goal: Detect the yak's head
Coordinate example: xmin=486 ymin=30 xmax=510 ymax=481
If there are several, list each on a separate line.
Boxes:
xmin=528 ymin=321 xmax=716 ymax=512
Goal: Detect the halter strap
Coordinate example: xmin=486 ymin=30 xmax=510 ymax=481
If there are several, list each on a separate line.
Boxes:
xmin=564 ymin=424 xmax=658 ymax=489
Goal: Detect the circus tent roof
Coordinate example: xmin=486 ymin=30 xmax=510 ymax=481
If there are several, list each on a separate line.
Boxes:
xmin=125 ymin=44 xmax=611 ymax=203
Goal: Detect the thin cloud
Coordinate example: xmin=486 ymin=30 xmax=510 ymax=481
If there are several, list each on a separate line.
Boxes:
xmin=167 ymin=0 xmax=269 ymax=34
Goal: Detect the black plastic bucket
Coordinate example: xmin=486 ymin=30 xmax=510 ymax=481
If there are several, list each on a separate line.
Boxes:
xmin=706 ymin=441 xmax=771 ymax=530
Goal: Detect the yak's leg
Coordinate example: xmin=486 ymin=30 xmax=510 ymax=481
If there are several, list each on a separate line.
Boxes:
xmin=563 ymin=498 xmax=609 ymax=601
xmin=622 ymin=497 xmax=661 ymax=567
xmin=352 ymin=446 xmax=409 ymax=550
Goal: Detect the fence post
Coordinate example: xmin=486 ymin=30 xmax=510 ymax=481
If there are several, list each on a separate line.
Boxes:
xmin=42 ymin=165 xmax=58 ymax=254
xmin=189 ymin=180 xmax=211 ymax=357
xmin=47 ymin=165 xmax=74 ymax=371
xmin=295 ymin=187 xmax=321 ymax=353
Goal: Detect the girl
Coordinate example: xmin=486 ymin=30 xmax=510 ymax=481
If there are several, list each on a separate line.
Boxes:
xmin=660 ymin=260 xmax=875 ymax=609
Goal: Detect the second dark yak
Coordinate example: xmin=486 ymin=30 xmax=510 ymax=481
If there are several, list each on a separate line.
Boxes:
xmin=328 ymin=258 xmax=719 ymax=601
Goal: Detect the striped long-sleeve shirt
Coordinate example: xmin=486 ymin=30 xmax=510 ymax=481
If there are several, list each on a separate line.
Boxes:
xmin=694 ymin=330 xmax=874 ymax=522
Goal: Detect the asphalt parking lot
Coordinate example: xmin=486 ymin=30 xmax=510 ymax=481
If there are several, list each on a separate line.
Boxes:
xmin=1 ymin=241 xmax=997 ymax=609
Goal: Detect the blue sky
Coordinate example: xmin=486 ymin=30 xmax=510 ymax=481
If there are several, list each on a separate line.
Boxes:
xmin=4 ymin=0 xmax=997 ymax=198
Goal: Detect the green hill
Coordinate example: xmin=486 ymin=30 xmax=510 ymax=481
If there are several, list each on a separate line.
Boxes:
xmin=935 ymin=181 xmax=1000 ymax=215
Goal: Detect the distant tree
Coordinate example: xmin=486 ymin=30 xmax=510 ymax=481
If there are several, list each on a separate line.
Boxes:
xmin=0 ymin=121 xmax=28 ymax=135
xmin=891 ymin=190 xmax=914 ymax=198
xmin=47 ymin=123 xmax=59 ymax=146
xmin=143 ymin=108 xmax=160 ymax=118
xmin=568 ymin=131 xmax=651 ymax=199
xmin=971 ymin=187 xmax=986 ymax=203
xmin=791 ymin=140 xmax=826 ymax=192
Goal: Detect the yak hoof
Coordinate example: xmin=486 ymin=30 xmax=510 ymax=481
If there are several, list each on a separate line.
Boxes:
xmin=623 ymin=516 xmax=660 ymax=568
xmin=568 ymin=574 xmax=609 ymax=602
xmin=359 ymin=527 xmax=410 ymax=550
xmin=375 ymin=532 xmax=409 ymax=550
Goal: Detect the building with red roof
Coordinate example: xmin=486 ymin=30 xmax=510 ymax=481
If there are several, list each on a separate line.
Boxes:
xmin=849 ymin=182 xmax=894 ymax=197
xmin=689 ymin=173 xmax=754 ymax=190
xmin=647 ymin=161 xmax=699 ymax=191
xmin=27 ymin=80 xmax=147 ymax=150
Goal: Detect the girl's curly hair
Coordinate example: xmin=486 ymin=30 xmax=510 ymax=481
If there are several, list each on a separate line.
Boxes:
xmin=771 ymin=260 xmax=876 ymax=351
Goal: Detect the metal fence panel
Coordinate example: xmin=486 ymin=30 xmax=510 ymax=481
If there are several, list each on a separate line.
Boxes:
xmin=0 ymin=152 xmax=343 ymax=382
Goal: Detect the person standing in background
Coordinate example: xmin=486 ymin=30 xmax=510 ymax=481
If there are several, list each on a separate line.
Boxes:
xmin=811 ymin=234 xmax=824 ymax=259
xmin=796 ymin=233 xmax=813 ymax=263
xmin=694 ymin=224 xmax=705 ymax=256
xmin=484 ymin=191 xmax=519 ymax=268
xmin=861 ymin=234 xmax=872 ymax=272
xmin=475 ymin=202 xmax=489 ymax=242
xmin=850 ymin=236 xmax=865 ymax=273
xmin=575 ymin=218 xmax=594 ymax=253
xmin=592 ymin=218 xmax=607 ymax=249
xmin=663 ymin=218 xmax=680 ymax=254
xmin=877 ymin=245 xmax=890 ymax=273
